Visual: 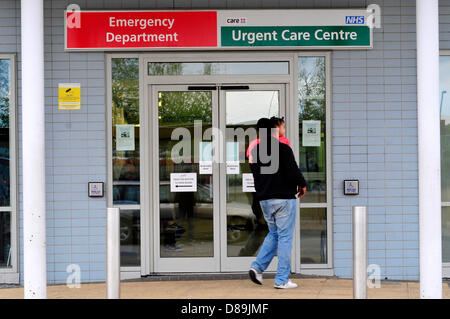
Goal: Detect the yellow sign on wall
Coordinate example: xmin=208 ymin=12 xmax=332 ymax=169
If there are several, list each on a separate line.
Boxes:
xmin=58 ymin=83 xmax=81 ymax=110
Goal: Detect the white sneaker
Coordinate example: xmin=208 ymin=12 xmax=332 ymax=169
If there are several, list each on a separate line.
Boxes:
xmin=249 ymin=268 xmax=263 ymax=285
xmin=274 ymin=280 xmax=298 ymax=289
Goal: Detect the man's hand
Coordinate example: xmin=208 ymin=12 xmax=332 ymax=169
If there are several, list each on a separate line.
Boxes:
xmin=297 ymin=186 xmax=306 ymax=198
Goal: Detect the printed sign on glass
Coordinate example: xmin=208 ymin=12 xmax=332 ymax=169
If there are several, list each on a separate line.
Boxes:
xmin=302 ymin=120 xmax=321 ymax=147
xmin=242 ymin=173 xmax=256 ymax=192
xmin=170 ymin=173 xmax=197 ymax=192
xmin=199 ymin=141 xmax=213 ymax=175
xmin=226 ymin=142 xmax=240 ymax=174
xmin=116 ymin=124 xmax=135 ymax=151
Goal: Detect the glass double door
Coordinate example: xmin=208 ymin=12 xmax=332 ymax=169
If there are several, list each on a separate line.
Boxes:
xmin=152 ymin=84 xmax=285 ymax=272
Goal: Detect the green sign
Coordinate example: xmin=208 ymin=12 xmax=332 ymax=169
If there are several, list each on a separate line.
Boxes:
xmin=221 ymin=26 xmax=370 ymax=48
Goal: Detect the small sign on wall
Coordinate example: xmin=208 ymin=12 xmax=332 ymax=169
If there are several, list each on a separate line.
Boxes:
xmin=58 ymin=83 xmax=81 ymax=110
xmin=344 ymin=180 xmax=359 ymax=195
xmin=88 ymin=182 xmax=104 ymax=197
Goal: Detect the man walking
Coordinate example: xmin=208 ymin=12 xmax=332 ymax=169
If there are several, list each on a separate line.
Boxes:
xmin=248 ymin=118 xmax=307 ymax=289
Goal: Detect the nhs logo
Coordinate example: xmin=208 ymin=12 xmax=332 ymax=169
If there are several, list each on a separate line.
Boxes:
xmin=345 ymin=16 xmax=365 ymax=24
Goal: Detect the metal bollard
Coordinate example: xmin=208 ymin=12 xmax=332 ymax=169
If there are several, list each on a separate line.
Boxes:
xmin=353 ymin=206 xmax=367 ymax=299
xmin=107 ymin=207 xmax=120 ymax=299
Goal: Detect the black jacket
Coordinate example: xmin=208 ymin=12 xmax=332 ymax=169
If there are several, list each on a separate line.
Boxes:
xmin=249 ymin=137 xmax=306 ymax=201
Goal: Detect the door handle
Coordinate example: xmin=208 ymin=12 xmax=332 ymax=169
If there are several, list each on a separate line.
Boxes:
xmin=188 ymin=86 xmax=217 ymax=91
xmin=219 ymin=85 xmax=250 ymax=90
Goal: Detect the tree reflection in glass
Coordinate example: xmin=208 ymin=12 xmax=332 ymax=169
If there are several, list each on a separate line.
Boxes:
xmin=112 ymin=58 xmax=140 ymax=205
xmin=158 ymin=91 xmax=214 ymax=258
xmin=0 ymin=59 xmax=10 ymax=208
xmin=298 ymin=57 xmax=328 ymax=265
xmin=0 ymin=59 xmax=10 ymax=269
xmin=298 ymin=57 xmax=326 ymax=203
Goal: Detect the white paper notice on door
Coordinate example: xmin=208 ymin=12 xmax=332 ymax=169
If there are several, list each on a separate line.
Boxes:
xmin=170 ymin=173 xmax=197 ymax=192
xmin=200 ymin=161 xmax=212 ymax=175
xmin=227 ymin=161 xmax=239 ymax=174
xmin=199 ymin=142 xmax=212 ymax=174
xmin=226 ymin=141 xmax=240 ymax=174
xmin=242 ymin=173 xmax=256 ymax=192
xmin=302 ymin=120 xmax=321 ymax=147
xmin=116 ymin=124 xmax=135 ymax=151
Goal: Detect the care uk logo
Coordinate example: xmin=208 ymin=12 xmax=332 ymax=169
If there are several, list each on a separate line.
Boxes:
xmin=226 ymin=17 xmax=247 ymax=24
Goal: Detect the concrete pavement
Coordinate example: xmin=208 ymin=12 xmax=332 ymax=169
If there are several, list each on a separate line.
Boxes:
xmin=1 ymin=277 xmax=450 ymax=299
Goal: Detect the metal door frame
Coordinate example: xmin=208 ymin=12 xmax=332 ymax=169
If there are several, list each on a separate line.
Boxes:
xmin=148 ymin=83 xmax=289 ymax=273
xmin=150 ymin=84 xmax=221 ymax=272
xmin=130 ymin=51 xmax=333 ymax=275
xmin=218 ymin=83 xmax=287 ymax=272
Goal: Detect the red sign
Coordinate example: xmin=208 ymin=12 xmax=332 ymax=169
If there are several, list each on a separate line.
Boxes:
xmin=65 ymin=11 xmax=217 ymax=50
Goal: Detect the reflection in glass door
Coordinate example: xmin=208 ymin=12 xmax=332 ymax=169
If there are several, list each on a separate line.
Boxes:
xmin=297 ymin=56 xmax=329 ymax=266
xmin=152 ymin=84 xmax=287 ymax=272
xmin=220 ymin=85 xmax=286 ymax=271
xmin=153 ymin=86 xmax=220 ymax=272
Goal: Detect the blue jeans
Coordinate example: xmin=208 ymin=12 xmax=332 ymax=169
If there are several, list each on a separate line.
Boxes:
xmin=250 ymin=198 xmax=297 ymax=286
